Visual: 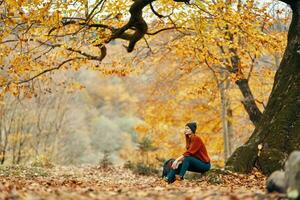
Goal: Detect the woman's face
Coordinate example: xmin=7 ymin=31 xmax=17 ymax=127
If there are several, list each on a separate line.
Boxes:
xmin=184 ymin=126 xmax=192 ymax=136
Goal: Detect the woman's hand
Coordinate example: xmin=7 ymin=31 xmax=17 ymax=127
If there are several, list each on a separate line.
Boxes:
xmin=171 ymin=160 xmax=178 ymax=169
xmin=171 ymin=155 xmax=184 ymax=169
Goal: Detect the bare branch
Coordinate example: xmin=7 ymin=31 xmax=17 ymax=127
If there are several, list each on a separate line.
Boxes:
xmin=86 ymin=0 xmax=107 ymax=23
xmin=0 ymin=58 xmax=81 ymax=88
xmin=146 ymin=26 xmax=180 ymax=35
xmin=150 ymin=4 xmax=174 ymax=18
xmin=143 ymin=37 xmax=153 ymax=53
xmin=33 ymin=47 xmax=55 ymax=61
xmin=86 ymin=0 xmax=106 ymax=21
xmin=246 ymin=52 xmax=257 ymax=81
xmin=37 ymin=40 xmax=106 ymax=61
xmin=0 ymin=39 xmax=18 ymax=44
xmin=255 ymin=99 xmax=266 ymax=109
xmin=17 ymin=58 xmax=80 ymax=84
xmin=48 ymin=20 xmax=113 ymax=36
xmin=150 ymin=2 xmax=164 ymax=18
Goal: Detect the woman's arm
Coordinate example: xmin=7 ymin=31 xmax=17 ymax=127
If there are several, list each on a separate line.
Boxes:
xmin=176 ymin=155 xmax=184 ymax=162
xmin=171 ymin=155 xmax=184 ymax=169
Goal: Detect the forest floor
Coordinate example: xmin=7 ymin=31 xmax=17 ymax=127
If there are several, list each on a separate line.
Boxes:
xmin=0 ymin=165 xmax=285 ymax=200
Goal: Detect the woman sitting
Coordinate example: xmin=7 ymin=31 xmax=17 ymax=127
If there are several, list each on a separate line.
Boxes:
xmin=164 ymin=122 xmax=211 ymax=183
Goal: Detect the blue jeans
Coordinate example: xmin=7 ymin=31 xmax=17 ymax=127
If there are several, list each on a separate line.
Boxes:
xmin=166 ymin=156 xmax=211 ymax=181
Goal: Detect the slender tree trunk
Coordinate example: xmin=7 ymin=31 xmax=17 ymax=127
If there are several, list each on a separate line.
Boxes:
xmin=1 ymin=133 xmax=8 ymax=164
xmin=85 ymin=1 xmax=89 ymax=19
xmin=226 ymin=1 xmax=300 ymax=175
xmin=227 ymin=106 xmax=233 ymax=155
xmin=220 ymin=72 xmax=232 ymax=160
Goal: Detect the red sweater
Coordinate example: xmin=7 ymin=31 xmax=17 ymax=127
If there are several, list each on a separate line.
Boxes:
xmin=183 ymin=135 xmax=210 ymax=163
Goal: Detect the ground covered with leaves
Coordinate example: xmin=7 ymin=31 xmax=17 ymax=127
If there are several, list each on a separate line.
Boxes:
xmin=0 ymin=165 xmax=285 ymax=200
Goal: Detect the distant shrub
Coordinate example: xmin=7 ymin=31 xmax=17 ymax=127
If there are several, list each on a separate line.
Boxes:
xmin=31 ymin=155 xmax=54 ymax=168
xmin=124 ymin=161 xmax=158 ymax=176
xmin=99 ymin=151 xmax=113 ymax=169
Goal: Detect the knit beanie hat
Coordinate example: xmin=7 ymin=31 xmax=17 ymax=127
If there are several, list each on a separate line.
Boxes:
xmin=186 ymin=122 xmax=197 ymax=134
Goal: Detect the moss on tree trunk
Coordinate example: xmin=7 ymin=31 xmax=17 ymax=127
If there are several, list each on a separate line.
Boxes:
xmin=226 ymin=1 xmax=300 ymax=175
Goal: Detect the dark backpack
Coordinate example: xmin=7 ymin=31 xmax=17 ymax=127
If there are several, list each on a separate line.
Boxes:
xmin=162 ymin=158 xmax=182 ymax=183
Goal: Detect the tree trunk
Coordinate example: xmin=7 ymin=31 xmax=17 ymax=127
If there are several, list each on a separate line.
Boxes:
xmin=220 ymin=72 xmax=232 ymax=160
xmin=226 ymin=1 xmax=300 ymax=175
xmin=227 ymin=107 xmax=233 ymax=155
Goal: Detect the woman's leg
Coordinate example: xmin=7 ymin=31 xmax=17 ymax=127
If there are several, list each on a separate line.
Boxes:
xmin=179 ymin=156 xmax=211 ymax=178
xmin=166 ymin=169 xmax=176 ymax=182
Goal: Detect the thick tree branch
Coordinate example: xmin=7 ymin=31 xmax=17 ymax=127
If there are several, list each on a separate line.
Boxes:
xmin=235 ymin=79 xmax=263 ymax=126
xmin=37 ymin=40 xmax=106 ymax=61
xmin=108 ymin=0 xmax=191 ymax=52
xmin=107 ymin=0 xmax=154 ymax=52
xmin=150 ymin=3 xmax=175 ymax=18
xmin=46 ymin=0 xmax=190 ymax=53
xmin=150 ymin=2 xmax=164 ymax=18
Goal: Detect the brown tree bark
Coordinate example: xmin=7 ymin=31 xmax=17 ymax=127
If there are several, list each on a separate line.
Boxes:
xmin=226 ymin=0 xmax=300 ymax=175
xmin=235 ymin=79 xmax=262 ymax=127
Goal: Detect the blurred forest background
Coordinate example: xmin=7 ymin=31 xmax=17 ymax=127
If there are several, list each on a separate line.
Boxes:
xmin=0 ymin=0 xmax=291 ymax=169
